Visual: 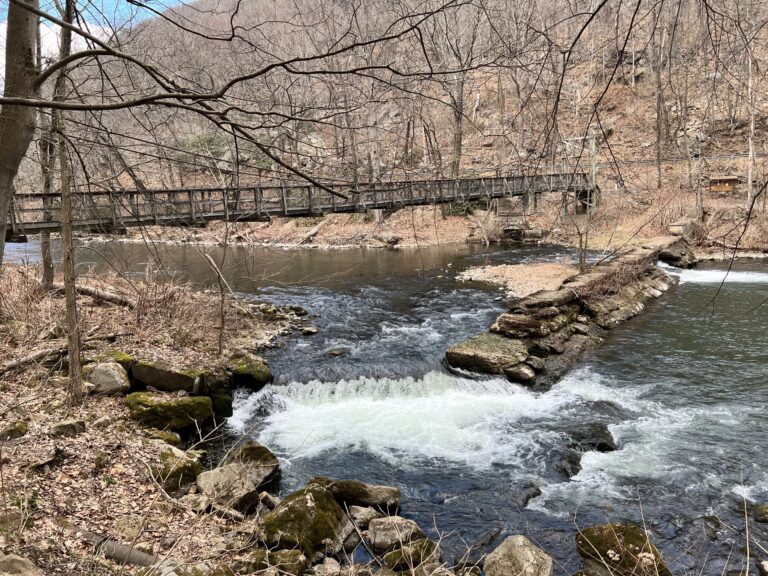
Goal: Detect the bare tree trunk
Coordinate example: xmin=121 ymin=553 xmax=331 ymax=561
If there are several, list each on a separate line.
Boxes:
xmin=58 ymin=116 xmax=82 ymax=404
xmin=746 ymin=40 xmax=755 ymax=206
xmin=450 ymin=75 xmax=465 ymax=179
xmin=55 ymin=0 xmax=82 ymax=405
xmin=0 ymin=0 xmax=39 ymax=271
xmin=653 ymin=10 xmax=665 ymax=191
xmin=39 ymin=141 xmax=56 ymax=291
xmin=36 ymin=20 xmax=55 ymax=291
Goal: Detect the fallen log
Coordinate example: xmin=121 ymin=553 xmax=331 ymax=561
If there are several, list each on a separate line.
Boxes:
xmin=299 ymin=219 xmax=326 ymax=245
xmin=0 ymin=347 xmax=67 ymax=375
xmin=52 ymin=283 xmax=135 ymax=309
xmin=0 ymin=333 xmax=127 ymax=375
xmin=57 ymin=519 xmax=157 ymax=567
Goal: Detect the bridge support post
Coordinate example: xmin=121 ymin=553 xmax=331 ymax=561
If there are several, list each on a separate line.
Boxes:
xmin=190 ymin=191 xmax=198 ymax=223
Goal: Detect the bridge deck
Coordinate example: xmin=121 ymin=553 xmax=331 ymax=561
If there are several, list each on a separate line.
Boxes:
xmin=6 ymin=173 xmax=591 ymax=235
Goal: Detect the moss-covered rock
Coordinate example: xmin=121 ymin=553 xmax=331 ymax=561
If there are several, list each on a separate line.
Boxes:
xmin=153 ymin=444 xmax=202 ymax=497
xmin=125 ymin=392 xmax=212 ymax=430
xmin=0 ymin=420 xmax=28 ymax=440
xmin=227 ymin=352 xmax=272 ymax=390
xmin=196 ymin=371 xmax=234 ymax=419
xmin=756 ymin=503 xmax=768 ymax=523
xmin=208 ymin=391 xmax=233 ymax=419
xmin=49 ymin=419 xmax=86 ymax=438
xmin=231 ymin=548 xmax=307 ymax=575
xmin=133 ymin=360 xmax=207 ymax=393
xmin=146 ymin=428 xmax=182 ymax=447
xmin=232 ymin=441 xmax=279 ymax=467
xmin=445 ymin=333 xmax=528 ymax=375
xmin=310 ymin=477 xmax=400 ymax=512
xmin=260 ymin=482 xmax=349 ymax=556
xmin=105 ymin=349 xmax=135 ymax=373
xmin=575 ymin=523 xmax=673 ymax=576
xmin=383 ymin=538 xmax=441 ymax=570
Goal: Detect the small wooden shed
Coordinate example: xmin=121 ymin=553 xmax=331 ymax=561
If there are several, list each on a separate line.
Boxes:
xmin=708 ymin=175 xmax=744 ymax=195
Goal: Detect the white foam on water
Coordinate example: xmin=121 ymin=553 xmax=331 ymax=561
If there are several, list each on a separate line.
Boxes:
xmin=550 ymin=367 xmax=654 ymax=413
xmin=731 ymin=477 xmax=768 ymax=502
xmin=530 ymin=468 xmax=630 ymax=518
xmin=659 ymin=261 xmax=768 ymax=284
xmin=380 ymin=319 xmax=444 ymax=344
xmin=597 ymin=406 xmax=740 ymax=479
xmin=234 ymin=371 xmax=572 ymax=469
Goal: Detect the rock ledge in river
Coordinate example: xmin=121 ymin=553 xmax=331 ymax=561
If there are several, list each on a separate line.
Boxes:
xmin=446 ymin=333 xmax=528 ymax=375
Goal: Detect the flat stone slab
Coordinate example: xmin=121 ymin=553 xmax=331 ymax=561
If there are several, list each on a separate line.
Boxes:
xmin=515 ymin=289 xmax=576 ymax=309
xmin=446 ymin=333 xmax=528 ymax=375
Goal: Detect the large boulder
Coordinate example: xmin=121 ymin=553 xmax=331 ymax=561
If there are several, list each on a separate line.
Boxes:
xmin=445 ymin=333 xmax=528 ymax=375
xmin=124 ymin=392 xmax=212 ymax=430
xmin=646 ymin=236 xmax=696 ymax=268
xmin=132 ymin=360 xmax=206 ymax=393
xmin=575 ymin=523 xmax=673 ymax=576
xmin=260 ymin=482 xmax=351 ymax=556
xmin=368 ymin=516 xmax=425 ymax=553
xmin=228 ymin=353 xmax=272 ymax=390
xmin=484 ymin=535 xmax=552 ymax=576
xmin=84 ymin=361 xmax=130 ymax=395
xmin=105 ymin=349 xmax=134 ymax=373
xmin=196 ymin=442 xmax=279 ymax=513
xmin=0 ymin=555 xmax=43 ymax=576
xmin=310 ymin=477 xmax=400 ymax=512
xmin=154 ymin=444 xmax=202 ymax=497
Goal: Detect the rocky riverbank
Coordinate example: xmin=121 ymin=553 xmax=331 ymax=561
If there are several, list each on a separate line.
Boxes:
xmin=0 ymin=373 xmax=685 ymax=576
xmin=0 ymin=272 xmax=686 ymax=576
xmin=446 ymin=236 xmax=696 ymax=387
xmin=5 ymin=245 xmax=768 ymax=576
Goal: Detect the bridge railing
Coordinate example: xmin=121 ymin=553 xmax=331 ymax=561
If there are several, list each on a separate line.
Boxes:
xmin=7 ymin=172 xmax=591 ymax=233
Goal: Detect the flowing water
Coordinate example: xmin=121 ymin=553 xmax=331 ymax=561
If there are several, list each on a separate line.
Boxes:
xmin=6 ymin=239 xmax=768 ymax=574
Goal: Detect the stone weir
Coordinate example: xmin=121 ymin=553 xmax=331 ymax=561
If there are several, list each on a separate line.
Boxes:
xmin=446 ymin=236 xmax=695 ymax=387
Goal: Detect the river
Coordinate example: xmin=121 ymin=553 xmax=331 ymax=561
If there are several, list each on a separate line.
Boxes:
xmin=6 ymin=239 xmax=768 ymax=574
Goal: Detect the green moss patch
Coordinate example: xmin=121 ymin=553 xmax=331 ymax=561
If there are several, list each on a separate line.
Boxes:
xmin=227 ymin=353 xmax=272 ymax=390
xmin=576 ymin=523 xmax=672 ymax=576
xmin=260 ymin=483 xmax=346 ymax=556
xmin=125 ymin=392 xmax=212 ymax=430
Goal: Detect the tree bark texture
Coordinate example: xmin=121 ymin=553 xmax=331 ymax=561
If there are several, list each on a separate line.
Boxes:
xmin=0 ymin=0 xmax=39 ymax=270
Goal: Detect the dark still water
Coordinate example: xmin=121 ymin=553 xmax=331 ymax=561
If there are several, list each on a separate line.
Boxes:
xmin=6 ymin=239 xmax=768 ymax=574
